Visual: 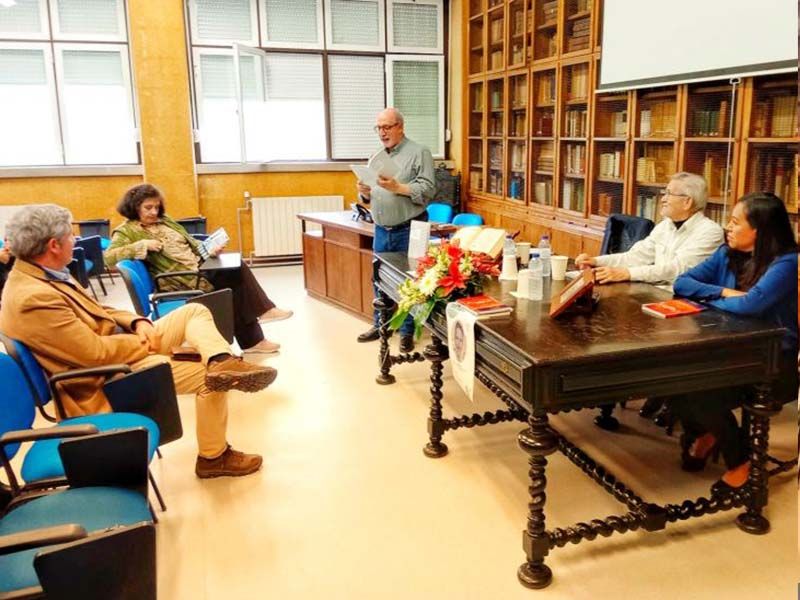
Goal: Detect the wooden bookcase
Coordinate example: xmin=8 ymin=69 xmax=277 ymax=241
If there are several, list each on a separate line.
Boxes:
xmin=462 ymin=0 xmax=799 ymax=255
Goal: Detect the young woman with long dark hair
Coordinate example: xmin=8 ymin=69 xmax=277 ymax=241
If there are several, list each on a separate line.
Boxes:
xmin=671 ymin=192 xmax=798 ymax=495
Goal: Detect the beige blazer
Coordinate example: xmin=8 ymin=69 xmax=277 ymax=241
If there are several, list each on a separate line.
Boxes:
xmin=0 ymin=259 xmax=149 ymax=417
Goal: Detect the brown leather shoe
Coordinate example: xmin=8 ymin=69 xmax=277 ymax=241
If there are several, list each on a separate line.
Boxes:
xmin=205 ymin=356 xmax=278 ymax=393
xmin=195 ymin=446 xmax=263 ymax=479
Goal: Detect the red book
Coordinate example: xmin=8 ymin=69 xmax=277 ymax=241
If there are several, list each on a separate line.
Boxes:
xmin=641 ymin=299 xmax=706 ymax=319
xmin=456 ymin=294 xmax=512 ymax=316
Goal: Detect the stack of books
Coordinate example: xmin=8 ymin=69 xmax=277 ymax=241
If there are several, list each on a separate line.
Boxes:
xmin=567 ymin=17 xmax=590 ymax=52
xmin=541 ymin=0 xmax=558 ymax=25
xmin=564 ymin=109 xmax=588 ymax=137
xmin=457 ymin=294 xmax=513 ymax=318
xmin=536 ymin=144 xmax=554 ymax=171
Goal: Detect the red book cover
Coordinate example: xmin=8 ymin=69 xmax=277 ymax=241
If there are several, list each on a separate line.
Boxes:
xmin=641 ymin=299 xmax=706 ymax=319
xmin=456 ymin=294 xmax=512 ymax=314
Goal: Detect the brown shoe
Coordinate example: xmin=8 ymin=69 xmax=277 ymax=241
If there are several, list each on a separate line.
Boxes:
xmin=205 ymin=356 xmax=278 ymax=393
xmin=196 ymin=446 xmax=263 ymax=479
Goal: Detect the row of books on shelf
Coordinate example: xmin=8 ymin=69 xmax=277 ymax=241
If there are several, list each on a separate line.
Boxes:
xmin=487 ymin=170 xmax=503 ymax=195
xmin=489 ymin=115 xmax=503 ymax=136
xmin=747 ymin=153 xmax=798 ymax=211
xmin=508 ymin=175 xmax=525 ymax=200
xmin=535 ymin=144 xmax=554 ymax=171
xmin=470 ymin=170 xmax=483 ymax=191
xmin=608 ymin=110 xmax=627 ymax=137
xmin=534 ymin=111 xmax=554 ymax=136
xmin=567 ymin=65 xmax=589 ymax=101
xmin=636 ymin=193 xmax=658 ymax=222
xmin=488 ymin=143 xmax=503 ymax=169
xmin=563 ymin=143 xmax=586 ymax=174
xmin=541 ymin=0 xmax=558 ymax=23
xmin=562 ymin=179 xmax=586 ymax=211
xmin=598 ymin=151 xmax=624 ymax=179
xmin=510 ymin=143 xmax=526 ymax=171
xmin=701 ymin=153 xmax=728 ymax=197
xmin=490 ymin=18 xmax=504 ymax=44
xmin=566 ymin=17 xmax=590 ymax=52
xmin=490 ymin=50 xmax=503 ymax=70
xmin=689 ymin=102 xmax=729 ymax=137
xmin=538 ymin=32 xmax=558 ymax=57
xmin=534 ymin=180 xmax=552 ymax=204
xmin=751 ymin=95 xmax=798 ymax=137
xmin=537 ymin=73 xmax=557 ymax=105
xmin=510 ymin=113 xmax=527 ymax=137
xmin=571 ymin=0 xmax=591 ymax=12
xmin=704 ymin=203 xmax=726 ymax=226
xmin=596 ymin=192 xmax=620 ymax=217
xmin=640 ymin=101 xmax=677 ymax=137
xmin=635 ymin=151 xmax=672 ymax=184
xmin=564 ymin=109 xmax=587 ymax=137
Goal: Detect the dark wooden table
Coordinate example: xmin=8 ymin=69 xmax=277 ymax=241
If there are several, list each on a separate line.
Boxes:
xmin=373 ymin=251 xmax=794 ymax=589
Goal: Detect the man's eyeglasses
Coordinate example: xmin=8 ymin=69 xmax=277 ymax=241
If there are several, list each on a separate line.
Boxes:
xmin=373 ymin=123 xmax=399 ymax=133
xmin=659 ymin=189 xmax=690 ymax=199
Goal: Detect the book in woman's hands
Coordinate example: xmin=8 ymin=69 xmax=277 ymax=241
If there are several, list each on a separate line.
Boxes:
xmin=456 ymin=294 xmax=513 ymax=316
xmin=202 ymin=227 xmax=229 ymax=254
xmin=641 ymin=299 xmax=706 ymax=319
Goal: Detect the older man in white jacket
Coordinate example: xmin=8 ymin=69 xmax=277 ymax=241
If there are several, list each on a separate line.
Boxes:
xmin=575 ymin=172 xmax=724 ymax=286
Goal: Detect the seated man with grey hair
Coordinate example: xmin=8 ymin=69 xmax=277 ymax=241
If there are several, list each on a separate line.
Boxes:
xmin=0 ymin=204 xmax=277 ymax=479
xmin=575 ymin=172 xmax=724 ymax=285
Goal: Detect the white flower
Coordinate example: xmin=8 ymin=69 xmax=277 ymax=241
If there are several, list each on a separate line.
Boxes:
xmin=418 ymin=267 xmax=441 ymax=296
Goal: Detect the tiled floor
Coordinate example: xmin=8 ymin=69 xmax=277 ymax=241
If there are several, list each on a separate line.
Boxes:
xmin=33 ymin=267 xmax=800 ymax=598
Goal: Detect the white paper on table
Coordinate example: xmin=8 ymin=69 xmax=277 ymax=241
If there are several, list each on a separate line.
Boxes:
xmin=408 ymin=220 xmax=431 ymax=259
xmin=446 ymin=302 xmax=477 ymax=402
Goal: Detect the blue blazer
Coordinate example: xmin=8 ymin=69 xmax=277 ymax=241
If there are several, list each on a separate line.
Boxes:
xmin=673 ymin=246 xmax=798 ymax=353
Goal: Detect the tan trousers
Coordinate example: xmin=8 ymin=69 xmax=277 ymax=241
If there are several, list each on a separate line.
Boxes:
xmin=132 ymin=303 xmax=232 ymax=458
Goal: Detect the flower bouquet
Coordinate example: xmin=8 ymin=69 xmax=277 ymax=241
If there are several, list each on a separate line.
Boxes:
xmin=389 ymin=240 xmax=501 ymax=338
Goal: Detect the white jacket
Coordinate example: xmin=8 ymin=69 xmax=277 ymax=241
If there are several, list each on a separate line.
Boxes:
xmin=594 ymin=211 xmax=724 ymax=284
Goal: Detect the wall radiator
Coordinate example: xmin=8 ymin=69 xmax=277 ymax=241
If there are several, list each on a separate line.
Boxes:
xmin=250 ymin=195 xmax=343 ymax=258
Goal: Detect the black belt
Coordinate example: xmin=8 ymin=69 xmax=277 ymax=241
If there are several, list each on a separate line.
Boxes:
xmin=380 ymin=212 xmax=428 ymax=231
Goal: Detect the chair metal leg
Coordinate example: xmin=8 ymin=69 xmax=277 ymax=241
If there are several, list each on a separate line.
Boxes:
xmin=96 ymin=274 xmax=107 ymax=296
xmin=87 ymin=279 xmax=98 ymax=300
xmin=148 ymin=501 xmax=159 ymax=524
xmin=104 ymin=266 xmax=117 ymax=284
xmin=148 ymin=469 xmax=167 ymax=512
xmin=156 ymin=448 xmax=163 ymax=459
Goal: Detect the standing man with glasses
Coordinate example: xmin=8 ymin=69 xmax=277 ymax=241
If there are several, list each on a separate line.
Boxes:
xmin=575 ymin=171 xmax=724 ymax=286
xmin=356 ymin=107 xmax=435 ymax=353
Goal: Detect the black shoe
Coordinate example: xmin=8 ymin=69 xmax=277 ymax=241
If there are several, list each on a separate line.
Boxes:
xmin=357 ymin=326 xmax=382 ymax=343
xmin=652 ymin=406 xmax=672 ymax=428
xmin=638 ymin=397 xmax=663 ymax=419
xmin=399 ymin=334 xmax=414 ymax=353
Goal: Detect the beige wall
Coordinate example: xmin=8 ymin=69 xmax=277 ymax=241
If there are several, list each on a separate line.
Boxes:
xmin=0 ymin=1 xmax=463 ymax=252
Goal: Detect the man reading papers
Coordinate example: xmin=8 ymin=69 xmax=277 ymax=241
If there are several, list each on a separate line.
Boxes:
xmin=355 ymin=107 xmax=435 ymax=354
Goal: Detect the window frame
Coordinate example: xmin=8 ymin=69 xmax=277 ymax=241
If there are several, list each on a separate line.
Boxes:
xmin=259 ymin=0 xmax=324 ymax=50
xmin=324 ymin=0 xmax=386 ymax=53
xmin=387 ymin=0 xmax=443 ymax=54
xmin=52 ymin=41 xmax=139 ymax=165
xmin=385 ymin=54 xmax=445 ymax=159
xmin=0 ymin=41 xmax=63 ymax=166
xmin=0 ymin=0 xmax=50 ymax=40
xmin=187 ymin=0 xmax=259 ymax=48
xmin=49 ymin=0 xmax=128 ymax=43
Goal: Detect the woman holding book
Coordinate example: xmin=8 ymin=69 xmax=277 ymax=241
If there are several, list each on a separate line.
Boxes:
xmin=105 ymin=183 xmax=291 ymax=354
xmin=671 ymin=192 xmax=798 ymax=496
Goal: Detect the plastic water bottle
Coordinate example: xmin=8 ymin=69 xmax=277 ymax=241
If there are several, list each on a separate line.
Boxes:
xmin=503 ymin=235 xmax=516 ymax=258
xmin=538 ymin=234 xmax=551 ymax=278
xmin=528 ymin=255 xmax=543 ymax=301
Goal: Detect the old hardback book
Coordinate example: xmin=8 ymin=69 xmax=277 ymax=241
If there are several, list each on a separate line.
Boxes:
xmin=641 ymin=299 xmax=706 ymax=318
xmin=456 ymin=294 xmax=513 ymax=316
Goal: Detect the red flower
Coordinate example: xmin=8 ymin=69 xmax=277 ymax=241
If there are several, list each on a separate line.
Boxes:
xmin=472 ymin=253 xmax=501 ymax=276
xmin=446 ymin=242 xmax=464 ymax=262
xmin=415 ymin=254 xmax=436 ymax=276
xmin=437 ymin=259 xmax=467 ymax=296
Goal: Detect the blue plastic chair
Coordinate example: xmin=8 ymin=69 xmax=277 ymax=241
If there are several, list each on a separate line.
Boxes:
xmin=426 ymin=203 xmax=454 ymax=224
xmin=0 ymin=427 xmax=154 ymax=597
xmin=452 ymin=213 xmax=484 ymax=226
xmin=116 ymin=259 xmax=205 ymax=319
xmin=0 ymin=351 xmax=160 ymax=493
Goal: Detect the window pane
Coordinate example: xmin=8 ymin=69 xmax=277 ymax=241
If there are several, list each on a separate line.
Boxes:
xmin=0 ymin=0 xmax=44 ymax=36
xmin=55 ymin=0 xmax=123 ymax=38
xmin=330 ymin=0 xmax=379 ymax=47
xmin=392 ymin=2 xmax=438 ymax=49
xmin=392 ymin=60 xmax=440 ymax=156
xmin=263 ymin=0 xmax=319 ymax=45
xmin=194 ymin=0 xmax=254 ymax=43
xmin=197 ymin=53 xmax=241 ymax=162
xmin=242 ymin=52 xmax=325 ymax=161
xmin=328 ymin=55 xmax=384 ymax=159
xmin=60 ymin=49 xmax=137 ymax=164
xmin=0 ymin=48 xmax=61 ymax=166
